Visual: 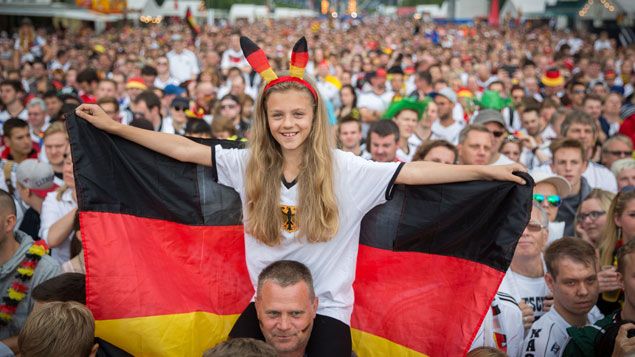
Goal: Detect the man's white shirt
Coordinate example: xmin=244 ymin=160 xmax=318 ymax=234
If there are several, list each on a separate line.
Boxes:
xmin=498 ymin=268 xmax=551 ymax=320
xmin=167 ymin=49 xmax=200 ymax=83
xmin=430 ymin=120 xmax=464 ymax=145
xmin=471 ymin=292 xmax=524 ymax=357
xmin=522 ymin=307 xmax=603 ymax=357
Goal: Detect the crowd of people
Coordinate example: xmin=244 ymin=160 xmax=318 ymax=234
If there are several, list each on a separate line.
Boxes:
xmin=0 ymin=13 xmax=635 ymax=356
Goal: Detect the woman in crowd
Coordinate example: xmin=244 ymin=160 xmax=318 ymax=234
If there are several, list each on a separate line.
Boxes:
xmin=597 ymin=189 xmax=635 ymax=314
xmin=499 ymin=135 xmax=523 ymax=164
xmin=575 ymin=189 xmax=615 ymax=249
xmin=335 ymin=84 xmax=358 ymax=121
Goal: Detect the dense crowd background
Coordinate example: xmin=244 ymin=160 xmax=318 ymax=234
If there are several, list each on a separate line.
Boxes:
xmin=1 ymin=14 xmax=635 ymax=357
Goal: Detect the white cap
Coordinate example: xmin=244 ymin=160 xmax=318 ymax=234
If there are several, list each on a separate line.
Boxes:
xmin=16 ymin=159 xmax=54 ymax=190
xmin=530 ymin=171 xmax=571 ymax=197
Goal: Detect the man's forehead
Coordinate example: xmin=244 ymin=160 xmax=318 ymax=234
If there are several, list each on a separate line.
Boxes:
xmin=466 ymin=131 xmax=491 ymax=143
xmin=569 ymin=123 xmax=592 ymax=131
xmin=259 ymin=280 xmax=312 ymax=302
xmin=552 ymin=257 xmax=596 ymax=278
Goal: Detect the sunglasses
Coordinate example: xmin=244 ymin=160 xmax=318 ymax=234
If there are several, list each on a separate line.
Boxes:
xmin=577 ymin=210 xmax=606 ymax=221
xmin=491 ymin=130 xmax=506 ymax=138
xmin=533 ymin=193 xmax=562 ymax=207
xmin=172 ymin=105 xmax=188 ymax=111
xmin=526 ymin=220 xmax=545 ymax=232
xmin=605 ymin=150 xmax=632 ymax=157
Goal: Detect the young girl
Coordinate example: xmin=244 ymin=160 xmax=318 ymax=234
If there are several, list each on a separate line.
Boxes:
xmin=75 ymin=37 xmax=526 ymax=356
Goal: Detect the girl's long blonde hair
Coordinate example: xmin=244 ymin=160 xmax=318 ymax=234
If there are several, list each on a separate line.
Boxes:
xmin=600 ymin=190 xmax=635 ymax=267
xmin=244 ymin=75 xmax=338 ymax=246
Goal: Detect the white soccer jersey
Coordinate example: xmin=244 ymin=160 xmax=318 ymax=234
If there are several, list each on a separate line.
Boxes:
xmin=430 ymin=120 xmax=464 ymax=145
xmin=215 ymin=147 xmax=402 ymax=325
xmin=471 ymin=292 xmax=524 ymax=357
xmin=522 ymin=307 xmax=603 ymax=357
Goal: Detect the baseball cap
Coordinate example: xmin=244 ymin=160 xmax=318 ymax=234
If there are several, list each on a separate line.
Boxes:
xmin=171 ymin=97 xmax=190 ymax=108
xmin=164 ymin=84 xmax=185 ymax=96
xmin=16 ymin=159 xmax=54 ymax=190
xmin=473 ymin=109 xmax=506 ymax=127
xmin=436 ymin=87 xmax=457 ymax=103
xmin=530 ymin=172 xmax=571 ymax=198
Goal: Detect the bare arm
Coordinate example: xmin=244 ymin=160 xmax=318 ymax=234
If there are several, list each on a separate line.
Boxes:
xmin=46 ymin=208 xmax=76 ymax=248
xmin=396 ymin=161 xmax=527 ymax=186
xmin=75 ymin=104 xmax=212 ymax=166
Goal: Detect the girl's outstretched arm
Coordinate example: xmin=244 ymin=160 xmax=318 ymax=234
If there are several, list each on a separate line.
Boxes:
xmin=396 ymin=161 xmax=527 ymax=186
xmin=75 ymin=104 xmax=212 ymax=166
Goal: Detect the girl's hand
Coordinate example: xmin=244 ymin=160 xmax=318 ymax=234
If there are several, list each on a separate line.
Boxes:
xmin=75 ymin=104 xmax=121 ymax=133
xmin=484 ymin=163 xmax=527 ymax=185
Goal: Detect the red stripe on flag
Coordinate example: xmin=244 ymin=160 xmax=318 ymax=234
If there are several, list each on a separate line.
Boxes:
xmin=81 ymin=212 xmax=253 ymax=320
xmin=352 ymin=245 xmax=504 ymax=356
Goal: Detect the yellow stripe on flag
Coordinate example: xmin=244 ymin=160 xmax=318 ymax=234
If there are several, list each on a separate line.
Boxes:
xmin=96 ymin=313 xmax=429 ymax=356
xmin=96 ymin=312 xmax=240 ymax=357
xmin=352 ymin=328 xmax=429 ymax=357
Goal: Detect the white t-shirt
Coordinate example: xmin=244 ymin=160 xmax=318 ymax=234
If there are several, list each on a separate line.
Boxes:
xmin=0 ymin=109 xmax=28 ymax=136
xmin=522 ymin=307 xmax=603 ymax=357
xmin=430 ymin=120 xmax=464 ymax=145
xmin=357 ymin=90 xmax=394 ymax=114
xmin=532 ymin=162 xmax=617 ymax=194
xmin=39 ymin=188 xmax=77 ymax=263
xmin=498 ymin=268 xmax=551 ymax=320
xmin=396 ymin=139 xmax=420 ymax=162
xmin=167 ymin=49 xmax=200 ymax=83
xmin=214 ymin=147 xmax=402 ymax=324
xmin=154 ymin=76 xmax=180 ymax=89
xmin=471 ymin=291 xmax=524 ymax=357
xmin=547 ymin=221 xmax=565 ymax=245
xmin=220 ymin=48 xmax=249 ymax=70
xmin=492 ymin=153 xmax=515 ymax=166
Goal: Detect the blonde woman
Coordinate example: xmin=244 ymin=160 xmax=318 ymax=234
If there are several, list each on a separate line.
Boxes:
xmin=597 ymin=189 xmax=635 ymax=315
xmin=74 ymin=37 xmax=526 ymax=356
xmin=575 ymin=189 xmax=615 ymax=248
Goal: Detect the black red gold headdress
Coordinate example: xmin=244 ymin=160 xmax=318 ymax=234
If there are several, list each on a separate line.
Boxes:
xmin=240 ymin=36 xmax=317 ymax=100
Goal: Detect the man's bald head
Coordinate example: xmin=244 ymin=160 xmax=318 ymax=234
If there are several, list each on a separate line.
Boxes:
xmin=0 ymin=190 xmax=15 ymax=217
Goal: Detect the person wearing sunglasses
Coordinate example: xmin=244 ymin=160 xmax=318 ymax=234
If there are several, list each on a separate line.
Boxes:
xmin=162 ymin=97 xmax=190 ymax=136
xmin=498 ymin=203 xmax=553 ymax=330
xmin=601 ymin=135 xmax=633 ymax=171
xmin=530 ymin=172 xmax=571 ymax=244
xmin=472 ymin=109 xmax=515 ymax=166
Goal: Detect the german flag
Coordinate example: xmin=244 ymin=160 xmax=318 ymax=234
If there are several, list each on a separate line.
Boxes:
xmin=67 ymin=114 xmax=532 ymax=356
xmin=185 ymin=7 xmax=200 ymax=37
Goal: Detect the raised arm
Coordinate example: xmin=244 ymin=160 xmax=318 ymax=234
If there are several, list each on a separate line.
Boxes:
xmin=75 ymin=104 xmax=212 ymax=166
xmin=396 ymin=161 xmax=527 ymax=186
